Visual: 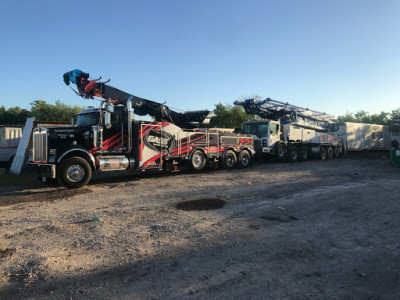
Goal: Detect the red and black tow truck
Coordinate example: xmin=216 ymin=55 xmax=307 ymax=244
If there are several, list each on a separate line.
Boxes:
xmin=28 ymin=70 xmax=254 ymax=188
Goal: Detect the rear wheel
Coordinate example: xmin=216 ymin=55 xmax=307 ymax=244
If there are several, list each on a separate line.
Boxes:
xmin=57 ymin=157 xmax=92 ymax=188
xmin=333 ymin=147 xmax=340 ymax=158
xmin=222 ymin=150 xmax=237 ymax=169
xmin=238 ymin=150 xmax=252 ymax=168
xmin=189 ymin=149 xmax=206 ymax=171
xmin=299 ymin=146 xmax=309 ymax=161
xmin=327 ymin=147 xmax=334 ymax=159
xmin=287 ymin=146 xmax=299 ymax=162
xmin=319 ymin=147 xmax=327 ymax=160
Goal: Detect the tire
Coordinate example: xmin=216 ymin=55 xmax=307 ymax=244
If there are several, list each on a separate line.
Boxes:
xmin=222 ymin=150 xmax=237 ymax=169
xmin=189 ymin=149 xmax=206 ymax=171
xmin=326 ymin=147 xmax=334 ymax=159
xmin=333 ymin=147 xmax=340 ymax=158
xmin=238 ymin=150 xmax=252 ymax=168
xmin=319 ymin=147 xmax=327 ymax=160
xmin=299 ymin=146 xmax=309 ymax=161
xmin=57 ymin=157 xmax=92 ymax=188
xmin=287 ymin=146 xmax=299 ymax=162
xmin=275 ymin=144 xmax=287 ymax=161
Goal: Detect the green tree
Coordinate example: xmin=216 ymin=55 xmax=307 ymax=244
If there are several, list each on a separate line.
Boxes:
xmin=0 ymin=106 xmax=6 ymax=123
xmin=391 ymin=108 xmax=400 ymax=120
xmin=0 ymin=105 xmax=31 ymax=124
xmin=340 ymin=111 xmax=357 ymax=123
xmin=340 ymin=110 xmax=391 ymax=125
xmin=209 ymin=103 xmax=255 ymax=128
xmin=30 ymin=100 xmax=84 ymax=122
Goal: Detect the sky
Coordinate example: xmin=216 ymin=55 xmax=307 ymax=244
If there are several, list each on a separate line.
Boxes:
xmin=0 ymin=0 xmax=399 ymax=117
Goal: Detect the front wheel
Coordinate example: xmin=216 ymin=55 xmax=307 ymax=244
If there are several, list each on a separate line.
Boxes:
xmin=319 ymin=147 xmax=327 ymax=160
xmin=57 ymin=157 xmax=92 ymax=188
xmin=299 ymin=146 xmax=309 ymax=161
xmin=333 ymin=147 xmax=340 ymax=158
xmin=326 ymin=147 xmax=334 ymax=159
xmin=287 ymin=146 xmax=299 ymax=162
xmin=238 ymin=150 xmax=252 ymax=168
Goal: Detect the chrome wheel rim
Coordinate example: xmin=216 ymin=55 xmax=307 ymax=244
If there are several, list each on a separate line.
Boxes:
xmin=194 ymin=153 xmax=203 ymax=167
xmin=241 ymin=154 xmax=249 ymax=167
xmin=226 ymin=155 xmax=235 ymax=168
xmin=67 ymin=164 xmax=85 ymax=182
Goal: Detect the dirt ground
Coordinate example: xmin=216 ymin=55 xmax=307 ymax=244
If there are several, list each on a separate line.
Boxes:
xmin=0 ymin=152 xmax=399 ymax=299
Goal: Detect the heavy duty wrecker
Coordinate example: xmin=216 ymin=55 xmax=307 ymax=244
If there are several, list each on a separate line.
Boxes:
xmin=234 ymin=98 xmax=343 ymax=161
xmin=28 ymin=70 xmax=254 ymax=188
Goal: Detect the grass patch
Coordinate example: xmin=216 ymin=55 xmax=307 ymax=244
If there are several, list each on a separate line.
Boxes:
xmin=0 ymin=172 xmax=39 ymax=188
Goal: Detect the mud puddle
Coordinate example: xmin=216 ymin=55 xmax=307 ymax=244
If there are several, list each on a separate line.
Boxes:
xmin=176 ymin=198 xmax=226 ymax=211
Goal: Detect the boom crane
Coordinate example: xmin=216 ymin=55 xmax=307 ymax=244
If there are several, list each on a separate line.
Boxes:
xmin=63 ymin=69 xmax=212 ymax=128
xmin=234 ymin=98 xmax=339 ymax=131
xmin=234 ymin=97 xmax=343 ymax=161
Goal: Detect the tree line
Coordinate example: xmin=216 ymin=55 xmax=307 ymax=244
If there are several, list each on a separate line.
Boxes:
xmin=0 ymin=100 xmax=399 ymax=129
xmin=0 ymin=100 xmax=84 ymax=125
xmin=339 ymin=109 xmax=400 ymax=126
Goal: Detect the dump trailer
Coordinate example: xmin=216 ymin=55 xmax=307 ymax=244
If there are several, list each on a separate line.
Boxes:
xmin=28 ymin=70 xmax=254 ymax=188
xmin=235 ymin=98 xmax=343 ymax=161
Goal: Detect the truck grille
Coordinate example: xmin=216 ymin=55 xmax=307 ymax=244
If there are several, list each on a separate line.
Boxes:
xmin=33 ymin=127 xmax=48 ymax=162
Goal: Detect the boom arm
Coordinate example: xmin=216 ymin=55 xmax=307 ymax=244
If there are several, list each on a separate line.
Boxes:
xmin=235 ymin=98 xmax=339 ymax=131
xmin=63 ymin=69 xmax=211 ymax=128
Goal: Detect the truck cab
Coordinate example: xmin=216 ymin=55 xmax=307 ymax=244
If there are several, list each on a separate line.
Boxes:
xmin=28 ymin=103 xmax=134 ymax=188
xmin=242 ymin=120 xmax=281 ymax=155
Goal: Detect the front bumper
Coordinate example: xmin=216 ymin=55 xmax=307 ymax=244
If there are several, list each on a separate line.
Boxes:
xmin=262 ymin=147 xmax=274 ymax=154
xmin=27 ymin=162 xmax=56 ymax=179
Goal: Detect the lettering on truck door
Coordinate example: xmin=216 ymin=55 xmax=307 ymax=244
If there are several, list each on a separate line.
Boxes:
xmin=140 ymin=123 xmax=164 ymax=168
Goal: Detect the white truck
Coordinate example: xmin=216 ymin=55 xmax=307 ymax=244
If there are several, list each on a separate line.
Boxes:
xmin=235 ymin=98 xmax=343 ymax=161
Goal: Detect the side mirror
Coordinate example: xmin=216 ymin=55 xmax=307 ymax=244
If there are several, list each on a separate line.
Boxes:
xmin=104 ymin=112 xmax=112 ymax=129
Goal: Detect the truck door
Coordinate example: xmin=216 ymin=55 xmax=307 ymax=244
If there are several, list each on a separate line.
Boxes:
xmin=266 ymin=122 xmax=280 ymax=147
xmin=101 ymin=112 xmax=125 ymax=152
xmin=139 ymin=123 xmax=164 ymax=169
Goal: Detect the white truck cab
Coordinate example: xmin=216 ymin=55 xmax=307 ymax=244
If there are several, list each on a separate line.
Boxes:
xmin=242 ymin=120 xmax=281 ymax=154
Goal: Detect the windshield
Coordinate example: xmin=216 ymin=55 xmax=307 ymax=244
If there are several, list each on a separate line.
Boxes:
xmin=75 ymin=112 xmax=100 ymax=126
xmin=243 ymin=122 xmax=269 ymax=138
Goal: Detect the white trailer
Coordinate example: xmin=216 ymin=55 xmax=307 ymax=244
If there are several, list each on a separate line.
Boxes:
xmin=0 ymin=125 xmax=23 ymax=148
xmin=330 ymin=122 xmax=390 ymax=151
xmin=0 ymin=125 xmax=23 ymax=167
